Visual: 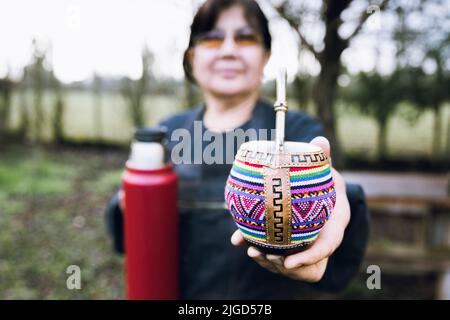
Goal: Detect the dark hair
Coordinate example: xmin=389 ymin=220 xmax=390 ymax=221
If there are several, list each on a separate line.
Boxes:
xmin=183 ymin=0 xmax=272 ymax=83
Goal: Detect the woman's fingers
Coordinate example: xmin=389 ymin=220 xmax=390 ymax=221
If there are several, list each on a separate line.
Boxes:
xmin=247 ymin=247 xmax=280 ymax=274
xmin=230 ymin=231 xmax=278 ymax=273
xmin=234 ymin=230 xmax=330 ymax=279
xmin=245 ymin=246 xmax=328 ymax=283
xmin=231 ymin=232 xmax=282 ymax=274
xmin=286 ymin=258 xmax=329 ymax=283
xmin=283 ymin=207 xmax=346 ymax=270
xmin=309 ymin=136 xmax=331 ymax=159
xmin=230 ymin=229 xmax=246 ymax=246
xmin=266 ymin=254 xmax=285 ymax=269
xmin=283 ymin=236 xmax=334 ymax=269
xmin=282 ymin=200 xmax=346 ymax=271
xmin=266 ymin=254 xmax=287 ymax=273
xmin=267 ymin=252 xmax=328 ymax=283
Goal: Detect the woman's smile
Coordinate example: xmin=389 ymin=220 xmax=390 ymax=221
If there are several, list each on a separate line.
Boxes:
xmin=214 ymin=68 xmax=242 ymax=78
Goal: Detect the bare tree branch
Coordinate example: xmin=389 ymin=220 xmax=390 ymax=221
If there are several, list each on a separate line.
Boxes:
xmin=273 ymin=1 xmax=321 ymax=61
xmin=273 ymin=0 xmax=390 ymax=60
xmin=345 ymin=0 xmax=390 ymax=41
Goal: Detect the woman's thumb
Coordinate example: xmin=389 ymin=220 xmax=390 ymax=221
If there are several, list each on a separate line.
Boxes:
xmin=309 ymin=136 xmax=331 ymax=159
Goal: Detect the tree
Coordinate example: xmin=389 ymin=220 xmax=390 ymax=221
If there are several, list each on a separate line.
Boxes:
xmin=291 ymin=73 xmax=313 ymax=111
xmin=121 ymin=46 xmax=153 ymax=128
xmin=17 ymin=68 xmax=30 ymax=141
xmin=341 ymin=69 xmax=408 ymax=161
xmin=273 ymin=0 xmax=389 ymax=165
xmin=29 ymin=39 xmax=48 ymax=143
xmin=391 ymin=4 xmax=450 ymax=158
xmin=93 ymin=73 xmax=103 ymax=141
xmin=425 ymin=49 xmax=449 ymax=157
xmin=403 ymin=53 xmax=450 ymax=158
xmin=0 ymin=75 xmax=13 ymax=141
xmin=50 ymin=70 xmax=66 ymax=144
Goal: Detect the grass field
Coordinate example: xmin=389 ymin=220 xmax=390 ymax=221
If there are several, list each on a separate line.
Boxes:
xmin=0 ymin=145 xmax=126 ymax=299
xmin=7 ymin=90 xmax=450 ymax=160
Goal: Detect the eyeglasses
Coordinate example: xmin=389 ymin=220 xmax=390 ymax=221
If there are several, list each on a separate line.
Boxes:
xmin=195 ymin=28 xmax=262 ymax=48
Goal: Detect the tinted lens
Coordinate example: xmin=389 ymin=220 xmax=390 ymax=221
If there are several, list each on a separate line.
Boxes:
xmin=234 ymin=33 xmax=260 ymax=46
xmin=197 ymin=31 xmax=224 ymax=48
xmin=196 ymin=30 xmax=261 ymax=48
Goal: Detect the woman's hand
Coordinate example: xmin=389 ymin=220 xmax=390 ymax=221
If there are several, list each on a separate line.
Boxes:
xmin=230 ymin=136 xmax=351 ymax=282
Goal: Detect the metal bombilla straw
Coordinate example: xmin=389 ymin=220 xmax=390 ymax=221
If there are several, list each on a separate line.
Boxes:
xmin=274 ymin=67 xmax=288 ymax=153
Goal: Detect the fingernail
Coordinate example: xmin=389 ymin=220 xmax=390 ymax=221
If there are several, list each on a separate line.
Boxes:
xmin=284 ymin=259 xmax=301 ymax=269
xmin=266 ymin=254 xmax=283 ymax=265
xmin=248 ymin=246 xmax=261 ymax=258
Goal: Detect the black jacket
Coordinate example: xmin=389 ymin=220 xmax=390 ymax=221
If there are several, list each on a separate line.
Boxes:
xmin=105 ymin=99 xmax=369 ymax=299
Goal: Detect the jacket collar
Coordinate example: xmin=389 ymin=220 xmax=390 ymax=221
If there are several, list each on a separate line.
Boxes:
xmin=185 ymin=98 xmax=276 ymax=133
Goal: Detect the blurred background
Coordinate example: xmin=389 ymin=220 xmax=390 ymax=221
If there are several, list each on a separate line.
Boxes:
xmin=0 ymin=0 xmax=449 ymax=299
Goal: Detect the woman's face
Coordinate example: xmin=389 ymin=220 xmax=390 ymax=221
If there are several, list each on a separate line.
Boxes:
xmin=190 ymin=5 xmax=270 ymax=98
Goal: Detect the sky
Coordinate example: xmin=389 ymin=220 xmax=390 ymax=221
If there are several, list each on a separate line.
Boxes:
xmin=0 ymin=0 xmax=400 ymax=84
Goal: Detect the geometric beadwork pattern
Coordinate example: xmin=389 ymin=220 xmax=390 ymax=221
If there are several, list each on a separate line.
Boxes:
xmin=225 ymin=155 xmax=336 ymax=251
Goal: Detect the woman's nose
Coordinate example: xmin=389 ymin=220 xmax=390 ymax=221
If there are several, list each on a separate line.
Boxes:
xmin=218 ymin=36 xmax=238 ymax=57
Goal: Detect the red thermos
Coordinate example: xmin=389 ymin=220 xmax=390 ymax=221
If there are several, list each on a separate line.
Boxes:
xmin=122 ymin=127 xmax=179 ymax=300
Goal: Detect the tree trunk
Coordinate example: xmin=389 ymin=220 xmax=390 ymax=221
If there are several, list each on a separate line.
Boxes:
xmin=18 ymin=87 xmax=29 ymax=141
xmin=94 ymin=97 xmax=102 ymax=141
xmin=33 ymin=69 xmax=44 ymax=143
xmin=53 ymin=93 xmax=65 ymax=144
xmin=132 ymin=97 xmax=145 ymax=128
xmin=0 ymin=98 xmax=6 ymax=138
xmin=0 ymin=104 xmax=5 ymax=144
xmin=432 ymin=104 xmax=442 ymax=157
xmin=93 ymin=78 xmax=102 ymax=141
xmin=0 ymin=79 xmax=13 ymax=141
xmin=446 ymin=112 xmax=450 ymax=162
xmin=134 ymin=85 xmax=144 ymax=128
xmin=313 ymin=61 xmax=341 ymax=165
xmin=312 ymin=0 xmax=352 ymax=168
xmin=378 ymin=118 xmax=388 ymax=162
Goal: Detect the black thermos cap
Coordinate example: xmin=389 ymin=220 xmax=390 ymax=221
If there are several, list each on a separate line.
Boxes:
xmin=134 ymin=126 xmax=167 ymax=143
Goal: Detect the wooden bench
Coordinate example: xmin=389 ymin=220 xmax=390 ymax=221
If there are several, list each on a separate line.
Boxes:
xmin=342 ymin=172 xmax=450 ymax=299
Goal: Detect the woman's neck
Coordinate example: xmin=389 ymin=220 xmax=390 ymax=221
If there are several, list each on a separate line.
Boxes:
xmin=202 ymin=90 xmax=259 ymax=132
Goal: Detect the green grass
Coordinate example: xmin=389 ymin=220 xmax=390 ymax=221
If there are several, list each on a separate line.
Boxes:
xmin=0 ymin=145 xmax=126 ymax=299
xmin=0 ymin=148 xmax=78 ymax=196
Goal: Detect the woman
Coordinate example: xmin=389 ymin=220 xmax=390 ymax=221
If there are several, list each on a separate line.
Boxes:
xmin=107 ymin=0 xmax=368 ymax=299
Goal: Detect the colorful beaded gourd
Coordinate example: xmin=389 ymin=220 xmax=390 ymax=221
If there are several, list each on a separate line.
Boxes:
xmin=225 ymin=141 xmax=336 ymax=254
